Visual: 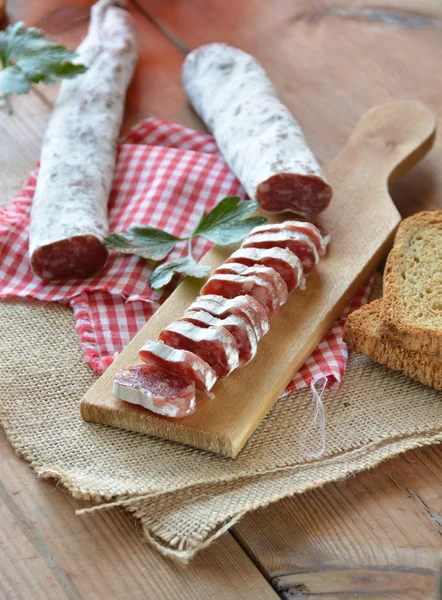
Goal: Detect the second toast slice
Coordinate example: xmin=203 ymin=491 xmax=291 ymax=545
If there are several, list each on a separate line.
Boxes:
xmin=344 ymin=299 xmax=442 ymax=391
xmin=381 ymin=211 xmax=442 ymax=355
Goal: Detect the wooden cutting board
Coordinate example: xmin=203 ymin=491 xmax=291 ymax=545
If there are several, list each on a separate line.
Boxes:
xmin=80 ymin=100 xmax=436 ymax=458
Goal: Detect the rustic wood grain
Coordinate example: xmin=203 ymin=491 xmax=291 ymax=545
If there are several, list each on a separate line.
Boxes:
xmin=0 ymin=427 xmax=279 ymax=600
xmin=233 ymin=446 xmax=442 ymax=599
xmin=0 ymin=93 xmax=49 ymax=204
xmin=80 ymin=100 xmax=435 ymax=457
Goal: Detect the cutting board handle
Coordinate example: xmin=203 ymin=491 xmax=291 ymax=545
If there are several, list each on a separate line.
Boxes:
xmin=331 ymin=100 xmax=436 ymax=186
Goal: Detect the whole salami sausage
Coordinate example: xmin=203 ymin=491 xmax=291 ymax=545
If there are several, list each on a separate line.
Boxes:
xmin=29 ymin=0 xmax=137 ymax=280
xmin=182 ymin=43 xmax=332 ymax=218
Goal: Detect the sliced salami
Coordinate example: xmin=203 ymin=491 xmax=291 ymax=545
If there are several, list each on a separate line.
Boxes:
xmin=213 ymin=263 xmax=288 ymax=307
xmin=242 ymin=230 xmax=319 ymax=275
xmin=201 ymin=273 xmax=279 ymax=318
xmin=138 ymin=339 xmax=217 ymax=396
xmin=182 ymin=43 xmax=332 ymax=217
xmin=29 ymin=0 xmax=137 ymax=280
xmin=182 ymin=309 xmax=258 ymax=367
xmin=113 ymin=365 xmax=196 ymax=418
xmin=159 ymin=321 xmax=239 ymax=378
xmin=189 ymin=294 xmax=269 ymax=340
xmin=226 ymin=247 xmax=304 ymax=293
xmin=250 ymin=221 xmax=329 ymax=257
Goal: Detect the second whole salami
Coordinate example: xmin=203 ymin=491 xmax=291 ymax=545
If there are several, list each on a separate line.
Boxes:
xmin=182 ymin=43 xmax=332 ymax=218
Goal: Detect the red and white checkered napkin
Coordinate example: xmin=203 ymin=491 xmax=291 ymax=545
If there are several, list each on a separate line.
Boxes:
xmin=0 ymin=117 xmax=372 ymax=394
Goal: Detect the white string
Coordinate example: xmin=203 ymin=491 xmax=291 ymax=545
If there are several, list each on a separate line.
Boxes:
xmin=300 ymin=376 xmax=328 ymax=459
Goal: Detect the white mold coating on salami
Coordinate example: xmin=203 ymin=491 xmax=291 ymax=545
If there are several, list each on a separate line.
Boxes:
xmin=29 ymin=0 xmax=138 ymax=280
xmin=138 ymin=339 xmax=217 ymax=394
xmin=182 ymin=43 xmax=332 ymax=217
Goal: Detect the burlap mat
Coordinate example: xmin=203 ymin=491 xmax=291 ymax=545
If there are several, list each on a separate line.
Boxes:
xmin=1 ymin=274 xmax=442 ymax=561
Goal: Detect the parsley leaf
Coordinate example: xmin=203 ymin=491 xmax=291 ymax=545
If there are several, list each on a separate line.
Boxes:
xmin=106 ymin=196 xmax=267 ymax=289
xmin=0 ymin=22 xmax=87 ymax=107
xmin=104 ymin=226 xmax=182 ymax=262
xmin=193 ymin=196 xmax=266 ymax=245
xmin=149 ymin=257 xmax=211 ymax=290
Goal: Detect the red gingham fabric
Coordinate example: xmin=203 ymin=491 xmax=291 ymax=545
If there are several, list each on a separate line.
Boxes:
xmin=0 ymin=117 xmax=372 ymax=390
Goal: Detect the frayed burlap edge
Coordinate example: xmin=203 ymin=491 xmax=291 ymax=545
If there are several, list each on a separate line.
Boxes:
xmin=119 ymin=429 xmax=442 ymax=563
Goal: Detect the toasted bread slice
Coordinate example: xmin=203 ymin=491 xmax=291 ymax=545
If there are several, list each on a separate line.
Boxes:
xmin=381 ymin=211 xmax=442 ymax=355
xmin=344 ymin=299 xmax=442 ymax=391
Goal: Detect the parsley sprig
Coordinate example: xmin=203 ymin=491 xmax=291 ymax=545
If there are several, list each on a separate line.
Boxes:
xmin=0 ymin=22 xmax=88 ymax=113
xmin=105 ymin=197 xmax=267 ymax=289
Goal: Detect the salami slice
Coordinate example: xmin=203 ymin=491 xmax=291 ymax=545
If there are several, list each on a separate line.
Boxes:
xmin=113 ymin=365 xmax=196 ymax=418
xmin=201 ymin=273 xmax=279 ymax=318
xmin=250 ymin=221 xmax=329 ymax=257
xmin=138 ymin=339 xmax=217 ymax=396
xmin=182 ymin=309 xmax=258 ymax=367
xmin=226 ymin=247 xmax=304 ymax=293
xmin=189 ymin=295 xmax=269 ymax=340
xmin=213 ymin=263 xmax=288 ymax=307
xmin=182 ymin=43 xmax=332 ymax=217
xmin=159 ymin=321 xmax=239 ymax=378
xmin=242 ymin=231 xmax=319 ymax=275
xmin=29 ymin=0 xmax=137 ymax=280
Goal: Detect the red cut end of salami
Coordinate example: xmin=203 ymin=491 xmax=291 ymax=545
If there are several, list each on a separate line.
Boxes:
xmin=159 ymin=321 xmax=239 ymax=378
xmin=257 ymin=174 xmax=332 ymax=218
xmin=113 ymin=365 xmax=196 ymax=418
xmin=138 ymin=339 xmax=217 ymax=395
xmin=30 ymin=235 xmax=108 ymax=281
xmin=182 ymin=309 xmax=258 ymax=367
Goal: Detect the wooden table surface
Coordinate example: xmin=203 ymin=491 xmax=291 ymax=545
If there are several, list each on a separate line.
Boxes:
xmin=2 ymin=1 xmax=442 ymax=598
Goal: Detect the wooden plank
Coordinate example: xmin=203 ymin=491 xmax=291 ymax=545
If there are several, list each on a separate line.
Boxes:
xmin=232 ymin=446 xmax=442 ymax=599
xmin=139 ymin=0 xmax=442 ymax=217
xmin=0 ymin=431 xmax=280 ymax=600
xmin=80 ymin=100 xmax=435 ymax=457
xmin=0 ymin=92 xmax=50 ymax=206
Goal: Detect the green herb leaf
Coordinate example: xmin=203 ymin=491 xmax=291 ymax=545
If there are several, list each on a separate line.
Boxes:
xmin=0 ymin=22 xmax=87 ymax=98
xmin=149 ymin=257 xmax=211 ymax=290
xmin=193 ymin=196 xmax=267 ymax=245
xmin=104 ymin=226 xmax=182 ymax=262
